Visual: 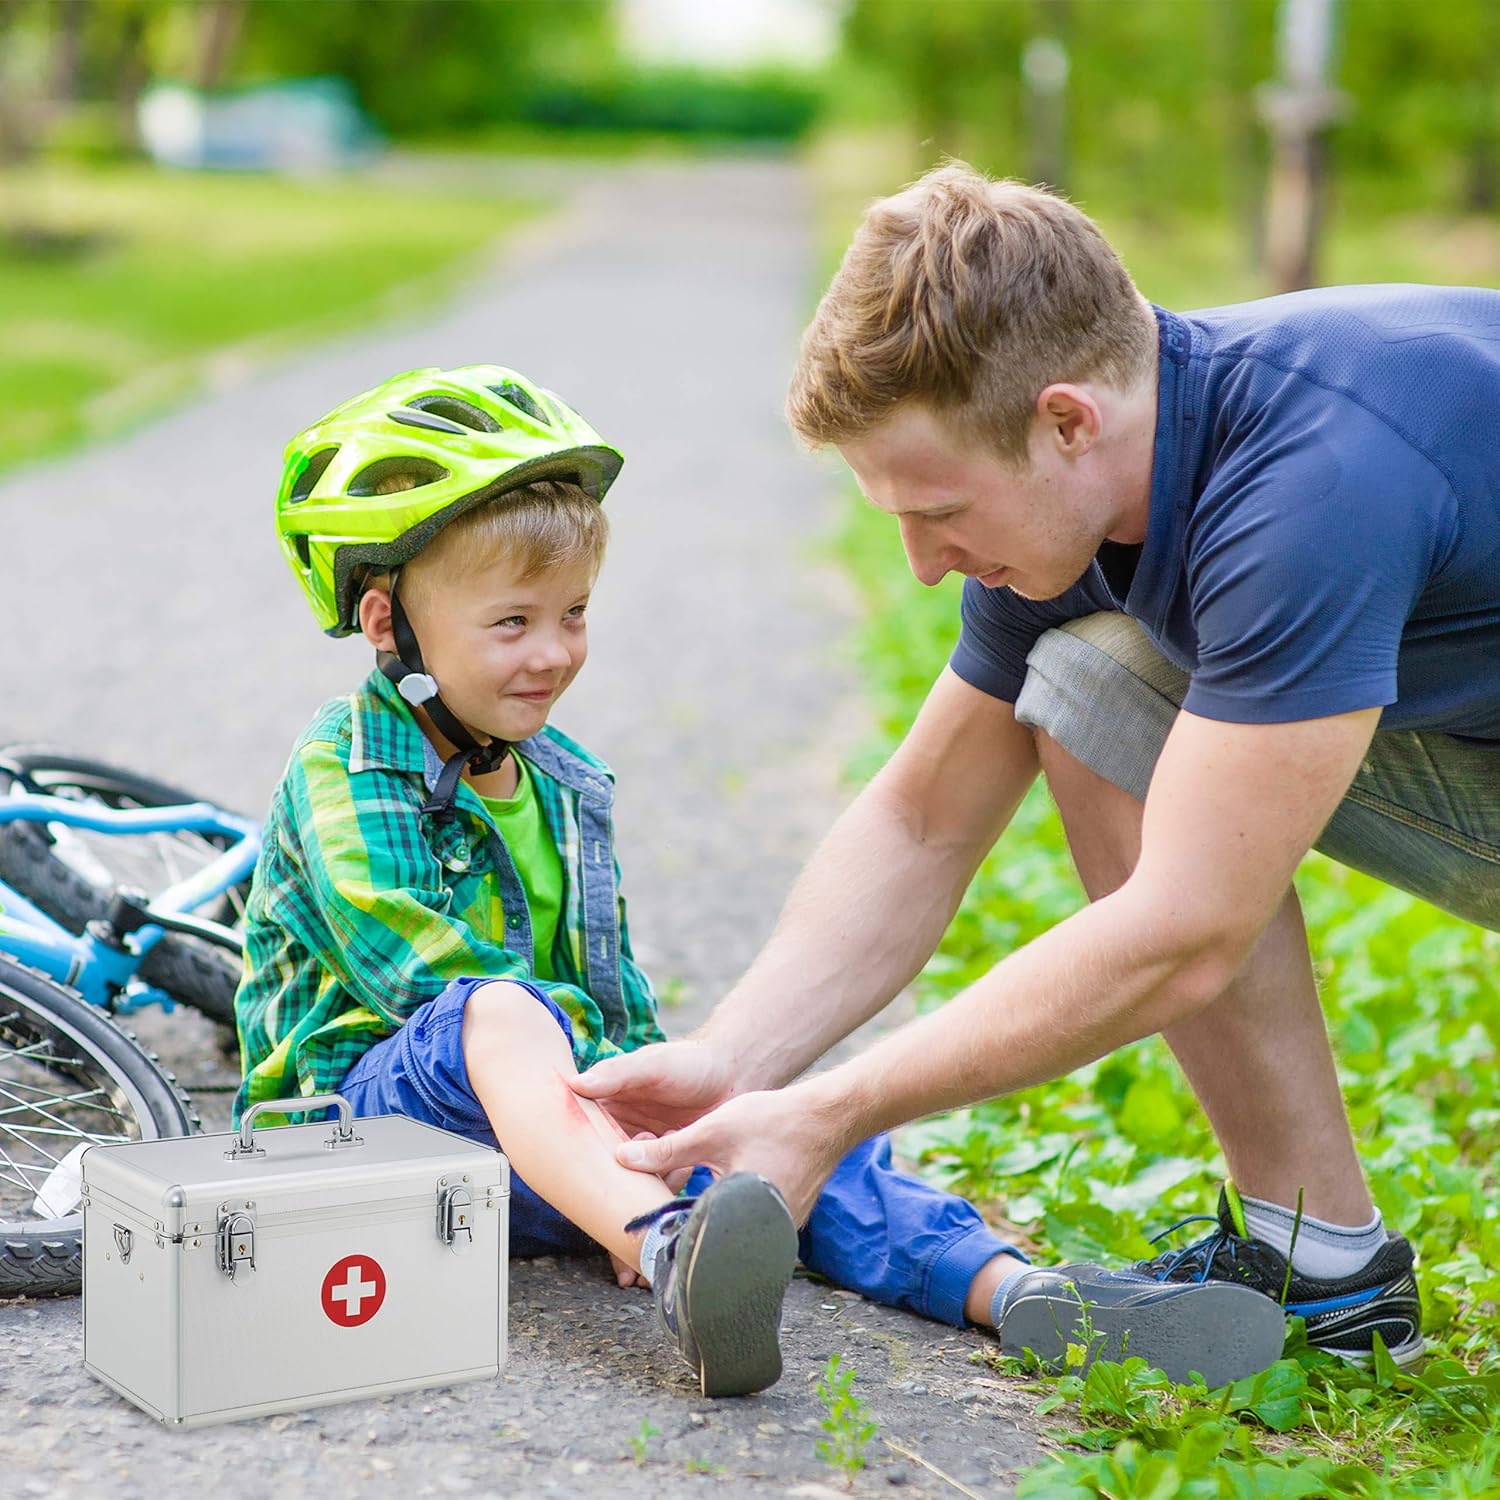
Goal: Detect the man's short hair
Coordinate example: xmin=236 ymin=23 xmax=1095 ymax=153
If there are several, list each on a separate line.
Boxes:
xmin=391 ymin=478 xmax=608 ymax=607
xmin=786 ymin=162 xmax=1157 ymax=464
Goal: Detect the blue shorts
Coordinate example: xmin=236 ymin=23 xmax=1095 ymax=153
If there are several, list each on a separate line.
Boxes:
xmin=339 ymin=977 xmax=1021 ymax=1327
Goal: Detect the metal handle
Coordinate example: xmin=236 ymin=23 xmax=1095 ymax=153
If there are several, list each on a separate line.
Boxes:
xmin=228 ymin=1094 xmax=363 ymax=1159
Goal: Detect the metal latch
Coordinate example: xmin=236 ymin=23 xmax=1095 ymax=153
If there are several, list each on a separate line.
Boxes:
xmin=113 ymin=1225 xmax=133 ymax=1264
xmin=437 ymin=1185 xmax=473 ymax=1252
xmin=217 ymin=1209 xmax=256 ymax=1281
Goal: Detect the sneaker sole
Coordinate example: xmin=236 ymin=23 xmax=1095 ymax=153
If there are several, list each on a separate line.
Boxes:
xmin=999 ymin=1282 xmax=1287 ymax=1388
xmin=677 ymin=1176 xmax=797 ymax=1398
xmin=1318 ymin=1331 xmax=1427 ymax=1371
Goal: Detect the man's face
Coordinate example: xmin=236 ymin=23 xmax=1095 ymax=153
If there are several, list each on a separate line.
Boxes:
xmin=400 ymin=552 xmax=595 ymax=744
xmin=837 ymin=402 xmax=1114 ymax=601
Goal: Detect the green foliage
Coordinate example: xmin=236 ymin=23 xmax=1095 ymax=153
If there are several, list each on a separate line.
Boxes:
xmin=0 ymin=162 xmax=532 ymax=476
xmin=626 ymin=1416 xmax=659 ymax=1465
xmin=521 ymin=67 xmax=822 ymax=143
xmin=815 ymin=1353 xmax=879 ymax=1481
xmin=835 ymin=0 xmax=1500 ymax=217
xmin=237 ymin=0 xmax=615 ymax=136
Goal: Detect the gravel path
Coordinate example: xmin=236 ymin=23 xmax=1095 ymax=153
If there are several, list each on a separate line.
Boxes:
xmin=0 ymin=154 xmax=1042 ymax=1498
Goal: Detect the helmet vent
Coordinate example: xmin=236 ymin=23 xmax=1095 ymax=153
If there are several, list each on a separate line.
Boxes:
xmin=349 ymin=455 xmax=449 ymax=496
xmin=288 ymin=447 xmax=338 ymax=503
xmin=407 ymin=395 xmax=501 ymax=433
xmin=388 ymin=407 xmax=471 ymax=436
xmin=488 ymin=382 xmax=553 ymax=427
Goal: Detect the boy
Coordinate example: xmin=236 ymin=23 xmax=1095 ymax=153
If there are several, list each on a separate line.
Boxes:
xmin=236 ymin=365 xmax=1283 ymax=1396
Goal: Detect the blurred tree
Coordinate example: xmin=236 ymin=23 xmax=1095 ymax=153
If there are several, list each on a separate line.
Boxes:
xmin=844 ymin=0 xmax=1028 ymax=161
xmin=1021 ymin=0 xmax=1068 ymax=191
xmin=1258 ymin=0 xmax=1343 ymax=291
xmin=194 ymin=0 xmax=246 ymax=91
xmin=236 ymin=0 xmax=616 ymax=135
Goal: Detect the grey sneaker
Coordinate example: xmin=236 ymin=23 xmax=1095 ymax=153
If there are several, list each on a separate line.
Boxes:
xmin=629 ymin=1173 xmax=798 ymax=1397
xmin=994 ymin=1263 xmax=1287 ymax=1388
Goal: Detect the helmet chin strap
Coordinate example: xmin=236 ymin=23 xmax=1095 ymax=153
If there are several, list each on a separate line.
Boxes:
xmin=378 ymin=580 xmax=509 ymax=815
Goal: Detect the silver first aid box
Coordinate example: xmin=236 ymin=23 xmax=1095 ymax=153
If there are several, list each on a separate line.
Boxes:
xmin=81 ymin=1094 xmax=508 ymax=1428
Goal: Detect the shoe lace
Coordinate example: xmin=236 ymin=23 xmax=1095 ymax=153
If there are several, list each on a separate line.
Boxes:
xmin=624 ymin=1196 xmax=698 ymax=1236
xmin=1138 ymin=1213 xmax=1247 ymax=1285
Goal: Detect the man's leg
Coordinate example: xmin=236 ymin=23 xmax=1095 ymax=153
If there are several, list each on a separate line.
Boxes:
xmin=1034 ymin=729 xmax=1374 ymax=1225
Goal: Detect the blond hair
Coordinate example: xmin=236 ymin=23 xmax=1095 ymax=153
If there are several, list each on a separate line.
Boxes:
xmin=787 ymin=162 xmax=1156 ymax=464
xmin=384 ymin=478 xmax=608 ymax=605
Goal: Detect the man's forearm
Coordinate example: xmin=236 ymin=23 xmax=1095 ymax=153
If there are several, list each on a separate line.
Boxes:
xmin=799 ymin=880 xmax=1233 ymax=1151
xmin=699 ymin=781 xmax=996 ymax=1092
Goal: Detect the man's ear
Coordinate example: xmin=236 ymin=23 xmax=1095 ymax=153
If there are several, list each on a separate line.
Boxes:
xmin=1036 ymin=384 xmax=1102 ymax=457
xmin=358 ymin=577 xmax=397 ymax=652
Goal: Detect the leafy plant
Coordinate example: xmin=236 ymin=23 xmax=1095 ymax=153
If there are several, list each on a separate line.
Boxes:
xmin=815 ymin=1353 xmax=880 ymax=1483
xmin=625 ymin=1417 xmax=659 ymax=1465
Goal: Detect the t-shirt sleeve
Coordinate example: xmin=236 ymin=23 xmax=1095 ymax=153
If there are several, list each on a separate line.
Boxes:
xmin=950 ymin=573 xmax=1116 ymax=703
xmin=1183 ymin=403 xmax=1454 ymax=724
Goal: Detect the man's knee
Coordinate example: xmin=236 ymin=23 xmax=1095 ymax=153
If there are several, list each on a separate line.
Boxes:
xmin=1015 ymin=614 xmax=1185 ymax=805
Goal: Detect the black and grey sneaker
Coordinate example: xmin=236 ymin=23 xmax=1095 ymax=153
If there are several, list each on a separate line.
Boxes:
xmin=993 ymin=1261 xmax=1287 ymax=1387
xmin=1133 ymin=1186 xmax=1424 ymax=1369
xmin=629 ymin=1173 xmax=798 ymax=1398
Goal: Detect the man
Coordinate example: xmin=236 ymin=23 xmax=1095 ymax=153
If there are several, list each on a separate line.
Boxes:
xmin=574 ymin=162 xmax=1500 ymax=1369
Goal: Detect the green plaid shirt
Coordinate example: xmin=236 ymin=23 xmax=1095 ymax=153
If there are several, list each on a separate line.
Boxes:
xmin=233 ymin=668 xmax=665 ymax=1122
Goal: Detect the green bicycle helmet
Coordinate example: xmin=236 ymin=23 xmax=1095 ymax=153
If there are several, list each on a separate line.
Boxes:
xmin=276 ymin=364 xmax=623 ymax=637
xmin=275 ymin=365 xmax=623 ymax=812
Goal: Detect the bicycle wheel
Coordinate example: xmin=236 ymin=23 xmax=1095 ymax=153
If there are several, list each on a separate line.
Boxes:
xmin=0 ymin=957 xmax=199 ymax=1297
xmin=0 ymin=747 xmax=249 ymax=1028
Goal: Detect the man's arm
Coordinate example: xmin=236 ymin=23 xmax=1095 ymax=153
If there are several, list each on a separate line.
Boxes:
xmin=615 ymin=705 xmax=1380 ymax=1221
xmin=571 ymin=667 xmax=1040 ymax=1127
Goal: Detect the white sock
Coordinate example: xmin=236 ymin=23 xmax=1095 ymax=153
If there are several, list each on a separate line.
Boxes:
xmin=1239 ymin=1194 xmax=1384 ymax=1281
xmin=986 ymin=1256 xmax=1035 ymax=1327
xmin=638 ymin=1218 xmax=672 ymax=1286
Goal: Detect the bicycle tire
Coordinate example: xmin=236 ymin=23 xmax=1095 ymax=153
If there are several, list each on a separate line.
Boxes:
xmin=0 ymin=956 xmax=199 ymax=1298
xmin=0 ymin=747 xmax=249 ymax=1028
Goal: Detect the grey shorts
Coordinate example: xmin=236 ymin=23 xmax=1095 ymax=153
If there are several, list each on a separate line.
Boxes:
xmin=1013 ymin=612 xmax=1500 ymax=932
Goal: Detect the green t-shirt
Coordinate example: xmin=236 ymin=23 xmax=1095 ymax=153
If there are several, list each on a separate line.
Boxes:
xmin=479 ymin=756 xmax=564 ymax=981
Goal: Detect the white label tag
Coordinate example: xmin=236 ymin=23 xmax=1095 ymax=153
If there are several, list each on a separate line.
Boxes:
xmin=32 ymin=1141 xmax=90 ymax=1220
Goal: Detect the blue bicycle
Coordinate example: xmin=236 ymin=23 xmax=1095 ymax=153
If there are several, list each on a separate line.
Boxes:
xmin=0 ymin=747 xmax=260 ymax=1296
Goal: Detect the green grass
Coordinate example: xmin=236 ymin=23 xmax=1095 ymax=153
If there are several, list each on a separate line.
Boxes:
xmin=0 ymin=161 xmax=542 ymax=475
xmin=816 ymin=131 xmax=1500 ymax=1497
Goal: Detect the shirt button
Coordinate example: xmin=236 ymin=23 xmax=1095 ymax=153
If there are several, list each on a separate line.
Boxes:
xmin=507 ymin=914 xmax=522 ymax=930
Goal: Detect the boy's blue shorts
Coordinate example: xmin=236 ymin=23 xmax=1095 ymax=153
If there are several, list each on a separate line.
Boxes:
xmin=338 ymin=976 xmax=1023 ymax=1327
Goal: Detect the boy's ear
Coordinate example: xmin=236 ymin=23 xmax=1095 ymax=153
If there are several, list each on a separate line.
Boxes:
xmin=357 ymin=579 xmax=397 ymax=653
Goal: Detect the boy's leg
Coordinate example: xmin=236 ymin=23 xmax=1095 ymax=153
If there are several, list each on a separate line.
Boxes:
xmin=340 ymin=976 xmax=798 ymax=1396
xmin=799 ymin=1136 xmax=1286 ymax=1386
xmin=460 ymin=980 xmax=675 ymax=1271
xmin=795 ymin=1135 xmax=1023 ymax=1328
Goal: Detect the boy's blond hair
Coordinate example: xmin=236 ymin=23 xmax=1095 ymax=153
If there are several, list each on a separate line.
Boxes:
xmin=376 ymin=477 xmax=608 ymax=606
xmin=787 ymin=162 xmax=1157 ymax=465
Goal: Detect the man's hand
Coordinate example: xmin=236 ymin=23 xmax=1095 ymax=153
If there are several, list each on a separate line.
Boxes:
xmin=612 ymin=1081 xmax=847 ymax=1226
xmin=569 ymin=1037 xmax=738 ymax=1139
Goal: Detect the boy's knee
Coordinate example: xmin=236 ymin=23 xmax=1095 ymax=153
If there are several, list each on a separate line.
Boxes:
xmin=460 ymin=980 xmax=548 ymax=1052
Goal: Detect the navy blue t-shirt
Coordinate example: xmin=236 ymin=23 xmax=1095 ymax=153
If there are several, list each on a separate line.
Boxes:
xmin=951 ymin=287 xmax=1500 ymax=747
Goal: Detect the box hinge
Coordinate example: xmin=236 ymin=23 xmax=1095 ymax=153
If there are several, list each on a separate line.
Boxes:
xmin=436 ymin=1184 xmax=473 ymax=1253
xmin=217 ymin=1207 xmax=257 ymax=1282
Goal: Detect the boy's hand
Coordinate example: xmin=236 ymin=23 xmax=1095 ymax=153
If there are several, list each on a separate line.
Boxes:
xmin=569 ymin=1038 xmax=737 ymax=1138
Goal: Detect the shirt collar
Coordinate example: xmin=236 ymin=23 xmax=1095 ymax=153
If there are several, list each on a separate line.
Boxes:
xmin=1121 ymin=306 xmax=1200 ymax=619
xmin=349 ymin=666 xmax=614 ymax=807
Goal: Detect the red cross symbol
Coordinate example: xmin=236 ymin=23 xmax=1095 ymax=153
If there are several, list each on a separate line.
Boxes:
xmin=321 ymin=1254 xmax=387 ymax=1327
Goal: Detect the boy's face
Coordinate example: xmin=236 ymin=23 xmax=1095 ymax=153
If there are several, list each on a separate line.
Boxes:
xmin=368 ymin=552 xmax=595 ymax=745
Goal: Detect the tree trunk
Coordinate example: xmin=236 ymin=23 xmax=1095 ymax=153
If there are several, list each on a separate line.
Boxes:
xmin=1258 ymin=0 xmax=1344 ymax=292
xmin=196 ymin=0 xmax=248 ymax=92
xmin=1022 ymin=1 xmax=1069 ymax=193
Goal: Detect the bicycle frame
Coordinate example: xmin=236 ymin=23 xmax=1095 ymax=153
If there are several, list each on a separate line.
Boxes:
xmin=0 ymin=795 xmax=260 ymax=1014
